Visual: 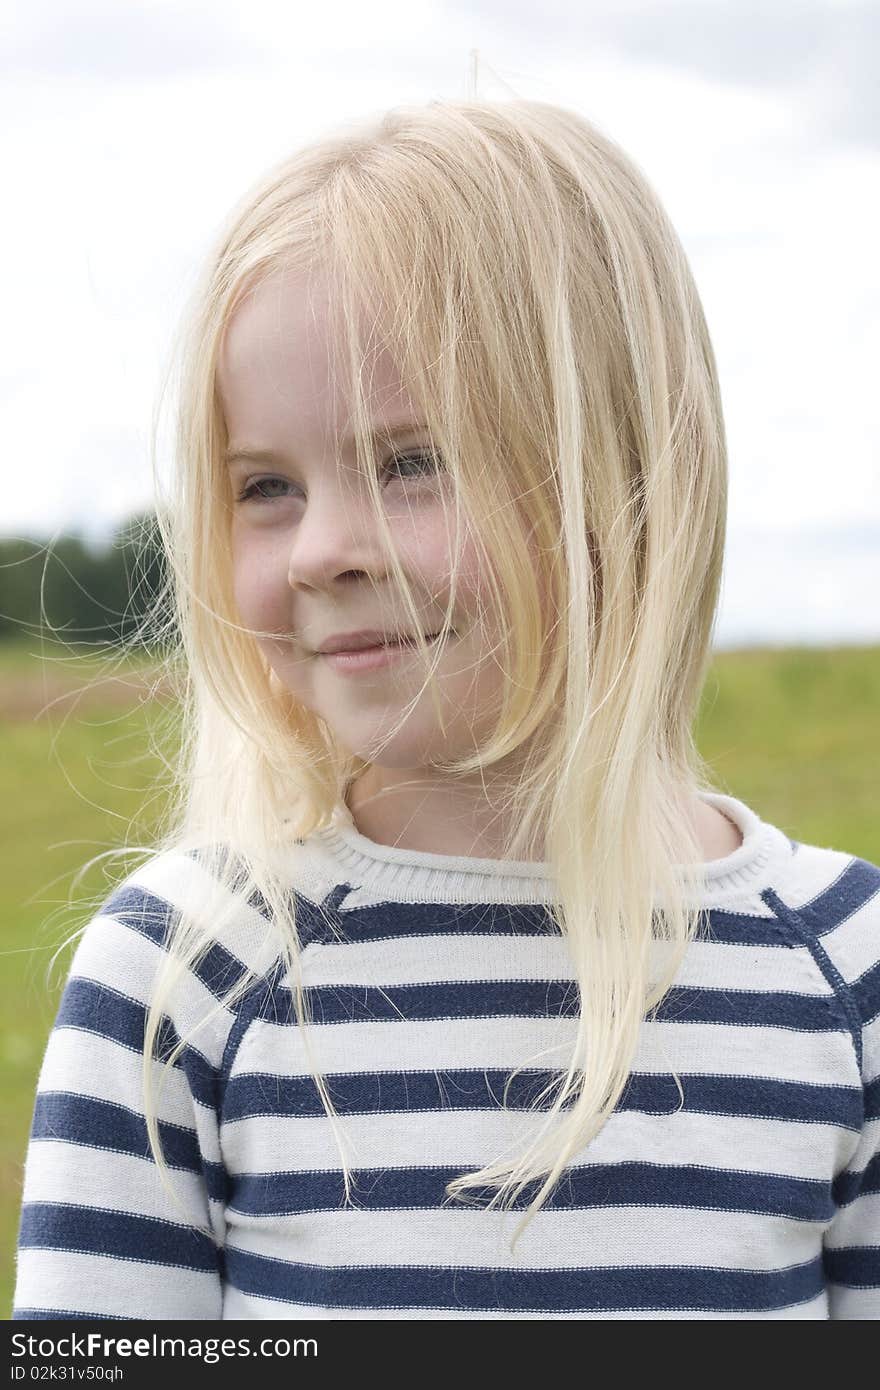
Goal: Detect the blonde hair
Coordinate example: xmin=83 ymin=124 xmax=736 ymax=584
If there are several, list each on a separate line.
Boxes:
xmin=55 ymin=94 xmax=729 ymax=1253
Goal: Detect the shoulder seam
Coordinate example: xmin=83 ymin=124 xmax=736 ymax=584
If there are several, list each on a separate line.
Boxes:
xmin=762 ymin=886 xmax=864 ymax=1076
xmin=218 ymin=956 xmax=286 ymax=1095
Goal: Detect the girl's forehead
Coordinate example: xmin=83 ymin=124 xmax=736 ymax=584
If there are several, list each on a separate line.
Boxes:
xmin=218 ymin=271 xmax=338 ymax=392
xmin=217 ymin=271 xmax=422 ymax=453
xmin=220 ymin=267 xmax=386 ymax=379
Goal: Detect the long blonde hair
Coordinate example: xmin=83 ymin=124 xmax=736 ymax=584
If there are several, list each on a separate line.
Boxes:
xmin=55 ymin=95 xmax=728 ymax=1253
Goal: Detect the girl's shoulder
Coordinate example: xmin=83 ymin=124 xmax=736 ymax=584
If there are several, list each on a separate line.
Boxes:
xmin=60 ymin=845 xmax=285 ymax=1059
xmin=769 ymin=836 xmax=880 ymax=952
xmin=767 ymin=837 xmax=880 ymax=1075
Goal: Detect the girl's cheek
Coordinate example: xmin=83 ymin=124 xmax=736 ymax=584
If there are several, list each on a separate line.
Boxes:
xmin=232 ymin=544 xmax=285 ymax=625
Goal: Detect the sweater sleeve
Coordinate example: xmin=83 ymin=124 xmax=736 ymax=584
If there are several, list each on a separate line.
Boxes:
xmin=12 ymin=872 xmax=232 ymax=1320
xmin=821 ymin=860 xmax=880 ymax=1319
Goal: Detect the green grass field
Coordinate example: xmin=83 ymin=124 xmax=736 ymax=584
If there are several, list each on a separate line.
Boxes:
xmin=2 ymin=636 xmax=878 ymax=1317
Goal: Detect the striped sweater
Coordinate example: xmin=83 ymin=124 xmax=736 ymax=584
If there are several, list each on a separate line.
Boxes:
xmin=12 ymin=791 xmax=880 ymax=1320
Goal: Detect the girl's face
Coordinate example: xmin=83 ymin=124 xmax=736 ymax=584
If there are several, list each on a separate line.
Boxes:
xmin=216 ymin=268 xmax=519 ymax=777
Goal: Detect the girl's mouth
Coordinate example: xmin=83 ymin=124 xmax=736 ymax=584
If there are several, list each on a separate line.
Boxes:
xmin=320 ymin=630 xmax=453 ymax=674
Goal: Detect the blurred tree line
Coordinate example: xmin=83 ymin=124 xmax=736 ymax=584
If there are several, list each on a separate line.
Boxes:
xmin=0 ymin=511 xmax=175 ymax=649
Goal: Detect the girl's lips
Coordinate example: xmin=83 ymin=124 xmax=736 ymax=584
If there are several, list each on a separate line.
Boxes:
xmin=320 ymin=631 xmax=451 ymax=674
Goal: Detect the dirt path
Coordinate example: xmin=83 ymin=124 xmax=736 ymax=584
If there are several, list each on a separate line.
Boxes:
xmin=0 ymin=667 xmax=177 ymax=721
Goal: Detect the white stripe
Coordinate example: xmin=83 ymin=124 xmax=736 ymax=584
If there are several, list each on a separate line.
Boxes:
xmin=130 ymin=849 xmax=285 ymax=973
xmin=776 ymin=847 xmax=855 ymax=912
xmin=224 ymin=1201 xmax=824 ymax=1271
xmin=295 ymin=933 xmax=831 ymax=995
xmin=68 ymin=914 xmax=235 ymax=1064
xmin=13 ymin=1248 xmax=221 ymax=1320
xmin=37 ymin=1027 xmax=196 ymax=1130
xmin=822 ymin=892 xmax=880 ymax=985
xmin=21 ymin=1139 xmax=219 ymax=1232
xmin=235 ymin=1013 xmax=857 ymax=1085
xmin=827 ymin=1286 xmax=880 ymax=1319
xmin=221 ymin=1101 xmax=852 ymax=1180
xmin=823 ymin=1190 xmax=880 ymax=1239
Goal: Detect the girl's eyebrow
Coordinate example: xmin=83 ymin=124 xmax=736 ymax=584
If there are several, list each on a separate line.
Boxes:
xmin=224 ymin=422 xmax=429 ymax=468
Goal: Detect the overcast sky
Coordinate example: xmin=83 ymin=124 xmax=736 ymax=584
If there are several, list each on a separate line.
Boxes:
xmin=1 ymin=0 xmax=877 ymax=646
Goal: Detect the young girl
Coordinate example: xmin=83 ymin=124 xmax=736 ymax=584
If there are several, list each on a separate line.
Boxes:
xmin=13 ymin=97 xmax=880 ymax=1321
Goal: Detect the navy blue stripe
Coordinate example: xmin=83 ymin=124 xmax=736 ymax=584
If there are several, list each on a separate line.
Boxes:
xmin=100 ymin=884 xmax=267 ymax=1002
xmin=833 ymin=1150 xmax=880 ymax=1205
xmin=306 ymin=896 xmax=808 ymax=947
xmin=12 ymin=1309 xmax=130 ymax=1320
xmin=17 ymin=1203 xmax=221 ymax=1272
xmin=219 ymin=959 xmax=287 ymax=1088
xmin=282 ymin=883 xmax=877 ymax=960
xmin=223 ymin=1245 xmax=826 ymax=1313
xmin=764 ymin=889 xmax=864 ymax=1073
xmin=54 ymin=977 xmax=218 ymax=1109
xmin=865 ymin=1073 xmax=880 ymax=1122
xmin=793 ymin=858 xmax=880 ymax=943
xmin=56 ymin=975 xmax=174 ymax=1054
xmin=98 ymin=883 xmax=174 ymax=949
xmin=33 ymin=1091 xmax=200 ymax=1168
xmin=221 ymin=1066 xmax=863 ymax=1130
xmin=823 ymin=1244 xmax=880 ymax=1290
xmin=251 ymin=976 xmax=843 ymax=1029
xmin=312 ymin=897 xmax=563 ymax=942
xmin=226 ymin=1160 xmax=835 ymax=1222
xmin=31 ymin=1093 xmax=227 ymax=1203
xmin=179 ymin=868 xmax=346 ymax=954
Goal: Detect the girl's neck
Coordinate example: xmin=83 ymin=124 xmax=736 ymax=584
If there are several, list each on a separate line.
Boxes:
xmin=344 ymin=772 xmax=743 ymax=866
xmin=345 ymin=768 xmax=541 ymax=861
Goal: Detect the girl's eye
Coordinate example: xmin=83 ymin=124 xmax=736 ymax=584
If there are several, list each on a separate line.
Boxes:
xmin=235 ymin=449 xmax=442 ymax=504
xmin=236 ymin=476 xmax=294 ymax=503
xmin=384 ymin=448 xmax=442 ymax=481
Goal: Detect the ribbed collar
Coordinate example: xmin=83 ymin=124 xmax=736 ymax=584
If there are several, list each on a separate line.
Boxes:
xmin=308 ymin=791 xmax=797 ymax=906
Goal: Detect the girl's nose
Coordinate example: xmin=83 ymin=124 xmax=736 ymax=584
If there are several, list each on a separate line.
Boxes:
xmin=285 ymin=492 xmax=388 ymax=592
